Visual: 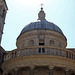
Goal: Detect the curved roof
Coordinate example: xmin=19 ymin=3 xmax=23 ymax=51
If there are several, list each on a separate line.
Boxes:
xmin=17 ymin=7 xmax=66 ymax=40
xmin=20 ymin=20 xmax=63 ymax=35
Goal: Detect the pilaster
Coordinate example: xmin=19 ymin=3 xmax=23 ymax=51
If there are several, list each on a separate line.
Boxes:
xmin=49 ymin=65 xmax=54 ymax=75
xmin=2 ymin=72 xmax=8 ymax=75
xmin=0 ymin=71 xmax=1 ymax=75
xmin=30 ymin=65 xmax=35 ymax=75
xmin=14 ymin=69 xmax=18 ymax=75
xmin=65 ymin=68 xmax=69 ymax=75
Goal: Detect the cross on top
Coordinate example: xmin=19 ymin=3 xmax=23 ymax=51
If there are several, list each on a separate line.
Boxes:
xmin=41 ymin=3 xmax=44 ymax=8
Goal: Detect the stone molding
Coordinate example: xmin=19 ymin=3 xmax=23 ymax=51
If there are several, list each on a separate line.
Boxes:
xmin=49 ymin=65 xmax=54 ymax=69
xmin=17 ymin=30 xmax=66 ymax=42
xmin=65 ymin=68 xmax=69 ymax=71
xmin=17 ymin=30 xmax=67 ymax=48
xmin=29 ymin=65 xmax=35 ymax=69
xmin=2 ymin=54 xmax=75 ymax=73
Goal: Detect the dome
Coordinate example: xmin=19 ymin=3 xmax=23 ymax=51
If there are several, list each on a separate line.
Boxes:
xmin=18 ymin=7 xmax=64 ymax=39
xmin=20 ymin=20 xmax=63 ymax=35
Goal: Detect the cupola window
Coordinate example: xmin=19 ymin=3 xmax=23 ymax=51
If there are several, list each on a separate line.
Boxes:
xmin=39 ymin=39 xmax=44 ymax=46
xmin=39 ymin=48 xmax=41 ymax=53
xmin=38 ymin=48 xmax=45 ymax=53
xmin=29 ymin=40 xmax=34 ymax=46
xmin=50 ymin=40 xmax=55 ymax=46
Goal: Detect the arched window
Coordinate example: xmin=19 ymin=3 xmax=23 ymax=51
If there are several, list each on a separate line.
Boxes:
xmin=39 ymin=39 xmax=44 ymax=46
xmin=50 ymin=40 xmax=55 ymax=46
xmin=29 ymin=40 xmax=34 ymax=46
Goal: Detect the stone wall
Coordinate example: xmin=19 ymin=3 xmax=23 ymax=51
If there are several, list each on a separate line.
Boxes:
xmin=0 ymin=46 xmax=5 ymax=74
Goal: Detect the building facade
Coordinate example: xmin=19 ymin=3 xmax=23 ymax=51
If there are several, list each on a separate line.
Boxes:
xmin=0 ymin=0 xmax=8 ymax=44
xmin=0 ymin=0 xmax=8 ymax=74
xmin=0 ymin=0 xmax=75 ymax=75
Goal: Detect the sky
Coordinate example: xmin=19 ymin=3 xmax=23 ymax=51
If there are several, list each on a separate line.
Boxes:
xmin=1 ymin=0 xmax=75 ymax=51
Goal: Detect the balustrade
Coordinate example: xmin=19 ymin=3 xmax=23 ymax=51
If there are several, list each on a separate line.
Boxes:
xmin=5 ymin=47 xmax=75 ymax=61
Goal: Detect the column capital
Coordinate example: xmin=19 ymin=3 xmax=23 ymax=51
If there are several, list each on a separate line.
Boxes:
xmin=49 ymin=65 xmax=54 ymax=69
xmin=14 ymin=68 xmax=18 ymax=71
xmin=65 ymin=68 xmax=69 ymax=71
xmin=14 ymin=68 xmax=18 ymax=75
xmin=30 ymin=65 xmax=35 ymax=69
xmin=30 ymin=65 xmax=34 ymax=75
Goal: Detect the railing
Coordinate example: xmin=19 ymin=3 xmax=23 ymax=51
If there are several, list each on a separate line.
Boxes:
xmin=5 ymin=47 xmax=75 ymax=61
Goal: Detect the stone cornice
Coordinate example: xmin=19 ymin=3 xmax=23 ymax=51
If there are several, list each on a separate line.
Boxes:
xmin=17 ymin=30 xmax=67 ymax=47
xmin=2 ymin=55 xmax=75 ymax=72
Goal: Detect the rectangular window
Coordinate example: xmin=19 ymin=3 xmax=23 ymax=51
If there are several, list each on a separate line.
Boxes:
xmin=38 ymin=48 xmax=41 ymax=53
xmin=39 ymin=43 xmax=44 ymax=45
xmin=42 ymin=48 xmax=45 ymax=53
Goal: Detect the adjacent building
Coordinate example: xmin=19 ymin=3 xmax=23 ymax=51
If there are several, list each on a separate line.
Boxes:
xmin=0 ymin=0 xmax=8 ymax=74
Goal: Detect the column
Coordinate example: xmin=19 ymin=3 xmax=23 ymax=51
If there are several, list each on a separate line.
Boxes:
xmin=74 ymin=71 xmax=75 ymax=75
xmin=2 ymin=72 xmax=8 ymax=75
xmin=14 ymin=69 xmax=18 ymax=75
xmin=49 ymin=66 xmax=54 ymax=75
xmin=65 ymin=68 xmax=69 ymax=75
xmin=0 ymin=71 xmax=1 ymax=75
xmin=30 ymin=66 xmax=35 ymax=75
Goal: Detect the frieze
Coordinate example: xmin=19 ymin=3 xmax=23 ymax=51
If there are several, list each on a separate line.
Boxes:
xmin=2 ymin=55 xmax=75 ymax=73
xmin=18 ymin=31 xmax=66 ymax=42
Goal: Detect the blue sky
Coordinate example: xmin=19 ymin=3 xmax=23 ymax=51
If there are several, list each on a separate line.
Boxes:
xmin=1 ymin=0 xmax=75 ymax=51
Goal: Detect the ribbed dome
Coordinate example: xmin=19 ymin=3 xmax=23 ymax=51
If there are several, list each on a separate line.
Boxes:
xmin=20 ymin=20 xmax=63 ymax=35
xmin=17 ymin=7 xmax=64 ymax=39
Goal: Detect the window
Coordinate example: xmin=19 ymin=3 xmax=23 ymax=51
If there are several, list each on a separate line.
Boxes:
xmin=38 ymin=48 xmax=45 ymax=54
xmin=29 ymin=40 xmax=34 ymax=46
xmin=50 ymin=40 xmax=55 ymax=46
xmin=39 ymin=39 xmax=44 ymax=46
xmin=50 ymin=40 xmax=54 ymax=44
xmin=42 ymin=48 xmax=45 ymax=53
xmin=39 ymin=43 xmax=44 ymax=45
xmin=38 ymin=48 xmax=41 ymax=53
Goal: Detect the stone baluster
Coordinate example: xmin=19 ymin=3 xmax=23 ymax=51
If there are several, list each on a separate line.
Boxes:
xmin=14 ymin=69 xmax=18 ymax=75
xmin=49 ymin=66 xmax=54 ymax=75
xmin=30 ymin=65 xmax=35 ymax=75
xmin=65 ymin=68 xmax=69 ymax=75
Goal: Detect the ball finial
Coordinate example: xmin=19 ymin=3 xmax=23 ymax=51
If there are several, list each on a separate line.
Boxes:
xmin=38 ymin=3 xmax=46 ymax=20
